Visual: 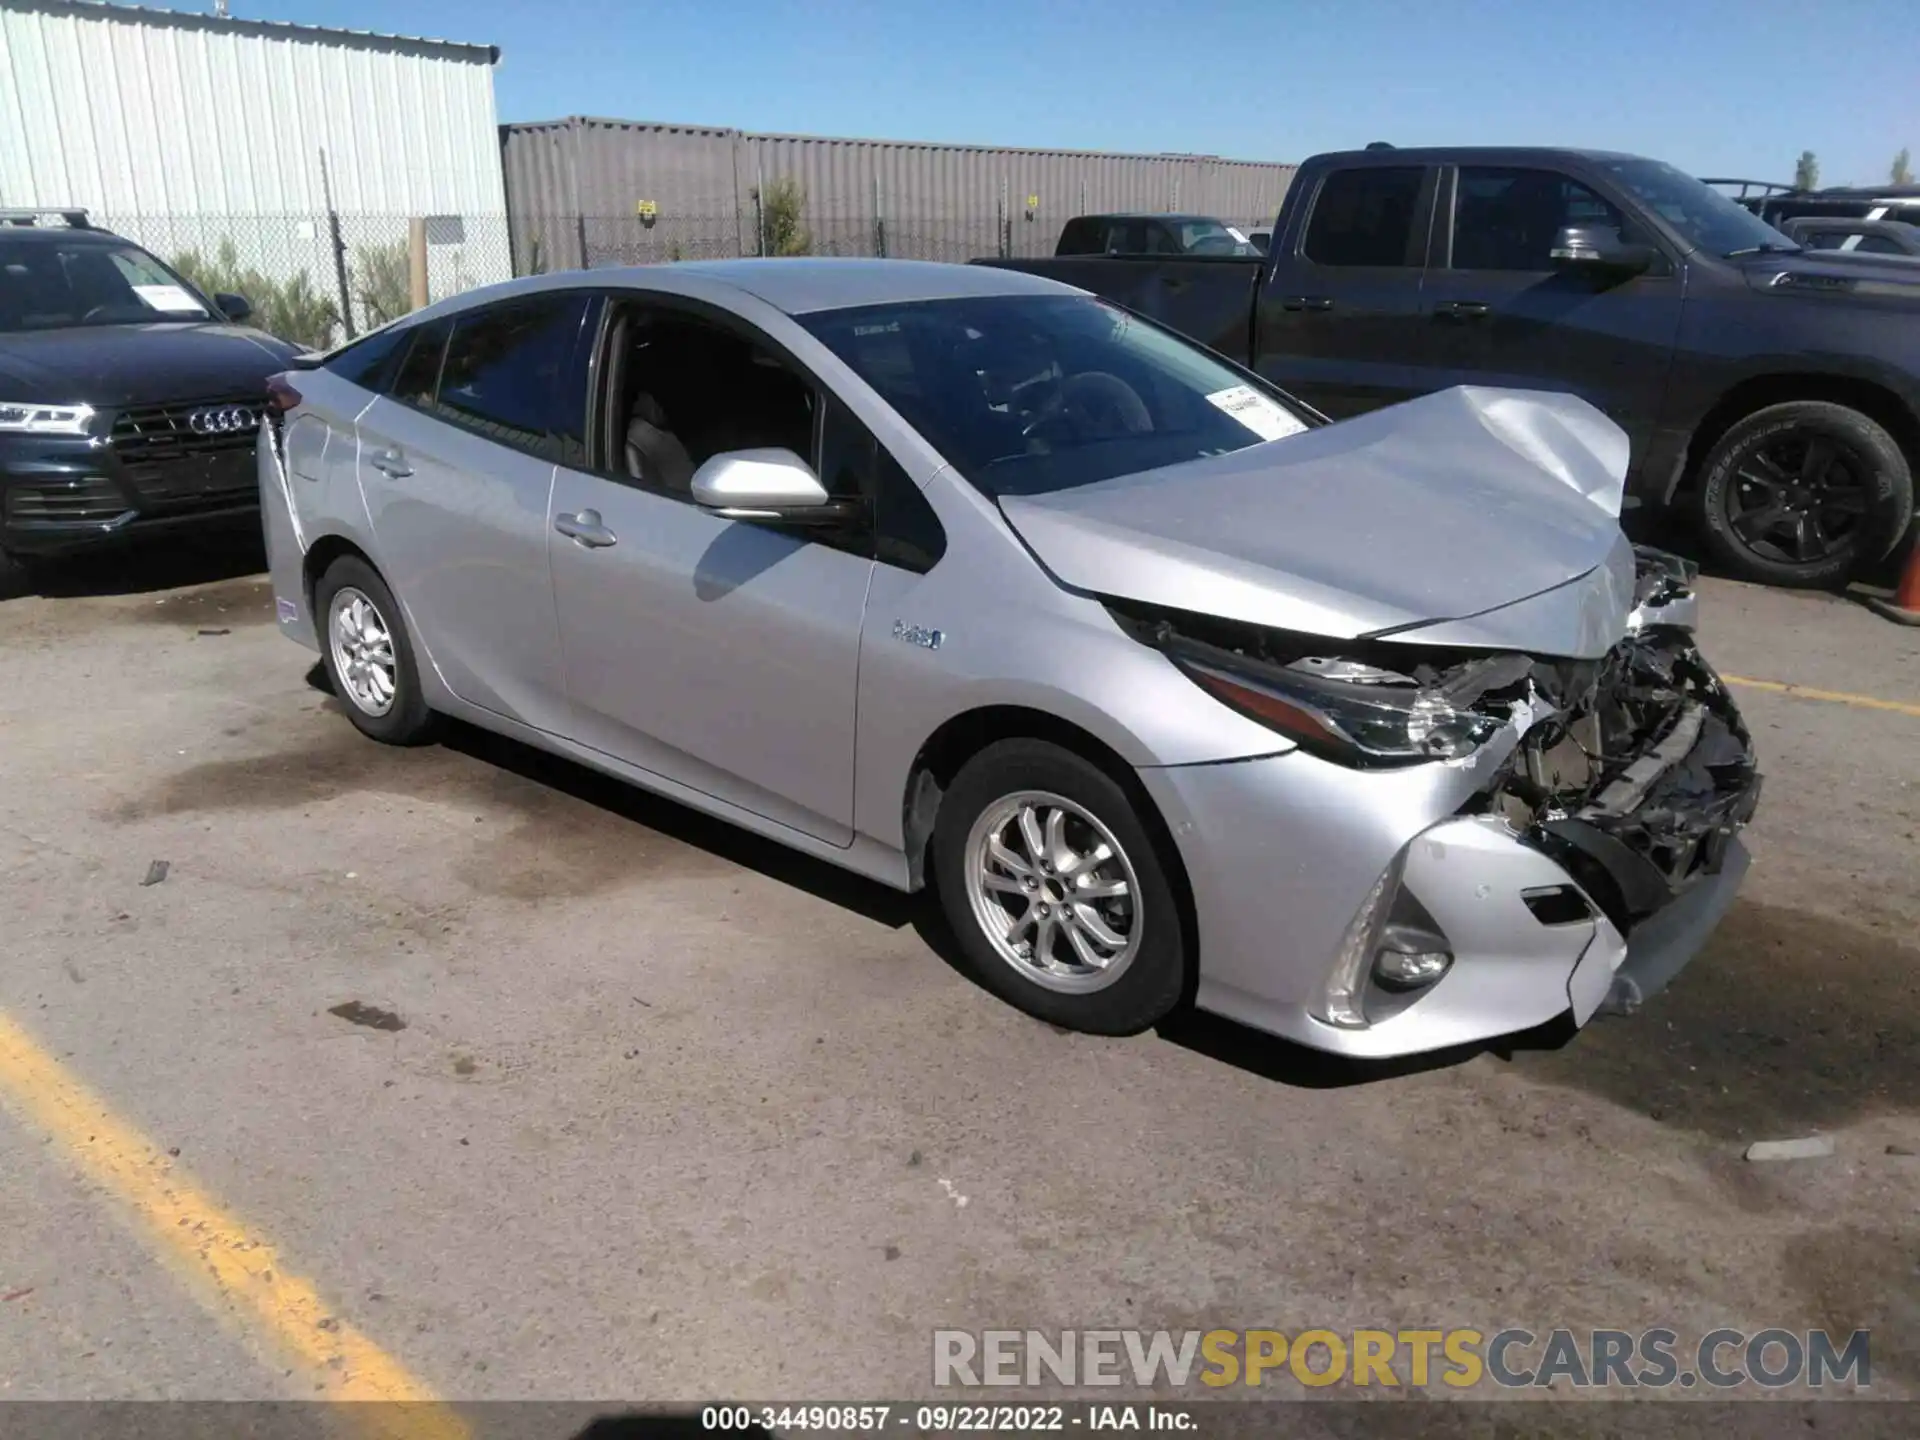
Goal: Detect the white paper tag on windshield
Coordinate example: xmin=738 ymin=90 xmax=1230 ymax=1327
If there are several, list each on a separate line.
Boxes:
xmin=133 ymin=284 xmax=202 ymax=313
xmin=1226 ymin=226 xmax=1249 ymax=243
xmin=1207 ymin=384 xmax=1306 ymax=442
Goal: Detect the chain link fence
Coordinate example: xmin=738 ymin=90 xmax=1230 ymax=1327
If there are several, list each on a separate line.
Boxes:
xmin=96 ymin=212 xmax=515 ymax=350
xmin=100 ymin=203 xmax=1270 ymax=348
xmin=529 ymin=208 xmax=1269 ymax=270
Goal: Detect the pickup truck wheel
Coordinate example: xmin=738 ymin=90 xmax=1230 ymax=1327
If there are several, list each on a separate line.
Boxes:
xmin=931 ymin=739 xmax=1188 ymax=1036
xmin=1697 ymin=401 xmax=1913 ymax=588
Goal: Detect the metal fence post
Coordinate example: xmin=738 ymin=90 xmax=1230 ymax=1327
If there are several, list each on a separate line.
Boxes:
xmin=317 ymin=149 xmax=356 ymax=340
xmin=872 ymin=172 xmax=886 ymax=258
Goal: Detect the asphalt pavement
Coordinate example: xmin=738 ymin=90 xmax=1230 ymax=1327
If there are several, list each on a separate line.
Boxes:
xmin=0 ymin=534 xmax=1916 ymax=1422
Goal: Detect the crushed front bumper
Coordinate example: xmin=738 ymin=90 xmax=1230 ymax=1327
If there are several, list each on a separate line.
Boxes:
xmin=1139 ymin=623 xmax=1760 ymax=1059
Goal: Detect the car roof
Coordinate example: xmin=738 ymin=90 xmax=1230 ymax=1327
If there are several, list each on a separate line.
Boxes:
xmin=1310 ymin=146 xmax=1651 ymax=166
xmin=1076 ymin=212 xmax=1225 ymax=223
xmin=0 ymin=225 xmax=128 ymax=245
xmin=613 ymin=257 xmax=1077 ymax=316
xmin=1785 ymin=186 xmax=1920 ymax=201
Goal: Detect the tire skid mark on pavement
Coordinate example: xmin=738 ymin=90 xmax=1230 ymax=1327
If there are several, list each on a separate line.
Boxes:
xmin=0 ymin=1008 xmax=469 ymax=1438
xmin=1723 ymin=674 xmax=1920 ymax=719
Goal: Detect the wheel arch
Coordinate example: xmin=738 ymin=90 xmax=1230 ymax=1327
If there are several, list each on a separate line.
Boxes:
xmin=301 ymin=532 xmax=377 ymax=617
xmin=1678 ymin=371 xmax=1920 ymax=496
xmin=901 ymin=704 xmax=1200 ymax=1000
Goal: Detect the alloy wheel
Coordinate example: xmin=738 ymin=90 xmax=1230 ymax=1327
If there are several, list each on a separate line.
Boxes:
xmin=1726 ymin=432 xmax=1868 ymax=566
xmin=327 ymin=586 xmax=398 ymax=717
xmin=963 ymin=790 xmax=1143 ymax=994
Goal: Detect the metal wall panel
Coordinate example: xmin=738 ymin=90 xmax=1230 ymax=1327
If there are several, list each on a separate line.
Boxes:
xmin=0 ymin=0 xmax=506 ymax=217
xmin=1197 ymin=158 xmax=1298 ymax=228
xmin=500 ymin=116 xmax=744 ymax=271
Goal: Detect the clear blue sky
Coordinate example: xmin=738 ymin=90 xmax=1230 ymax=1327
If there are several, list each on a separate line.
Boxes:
xmin=252 ymin=0 xmax=1913 ymax=186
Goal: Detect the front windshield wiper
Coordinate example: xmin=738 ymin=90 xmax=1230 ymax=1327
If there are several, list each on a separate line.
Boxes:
xmin=1723 ymin=242 xmax=1804 ymax=258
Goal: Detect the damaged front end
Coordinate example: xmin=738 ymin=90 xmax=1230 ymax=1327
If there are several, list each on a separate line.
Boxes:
xmin=1110 ymin=546 xmax=1760 ymax=1028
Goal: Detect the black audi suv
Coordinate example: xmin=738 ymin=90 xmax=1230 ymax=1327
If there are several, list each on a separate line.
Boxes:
xmin=0 ymin=210 xmax=301 ymax=587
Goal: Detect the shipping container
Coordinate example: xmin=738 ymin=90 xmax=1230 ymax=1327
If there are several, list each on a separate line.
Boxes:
xmin=500 ymin=116 xmax=745 ymax=272
xmin=501 ymin=116 xmax=1296 ymax=268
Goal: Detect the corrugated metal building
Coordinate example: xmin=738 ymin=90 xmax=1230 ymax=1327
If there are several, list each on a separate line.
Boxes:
xmin=500 ymin=117 xmax=1296 ymax=271
xmin=0 ymin=0 xmax=510 ymax=337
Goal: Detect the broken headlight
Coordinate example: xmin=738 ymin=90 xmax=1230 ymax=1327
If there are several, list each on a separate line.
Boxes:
xmin=1177 ymin=653 xmax=1506 ymax=768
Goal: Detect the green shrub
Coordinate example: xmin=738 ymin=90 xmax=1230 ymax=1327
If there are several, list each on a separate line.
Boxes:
xmin=761 ymin=177 xmax=812 ymax=256
xmin=168 ymin=238 xmax=339 ymax=350
xmin=352 ymin=241 xmax=412 ymax=328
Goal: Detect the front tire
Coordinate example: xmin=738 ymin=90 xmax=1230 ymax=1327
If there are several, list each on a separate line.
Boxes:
xmin=1697 ymin=401 xmax=1914 ymax=588
xmin=930 ymin=739 xmax=1187 ymax=1035
xmin=314 ymin=556 xmax=438 ymax=746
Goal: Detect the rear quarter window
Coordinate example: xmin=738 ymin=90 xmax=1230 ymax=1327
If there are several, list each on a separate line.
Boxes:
xmin=322 ymin=325 xmax=411 ymax=391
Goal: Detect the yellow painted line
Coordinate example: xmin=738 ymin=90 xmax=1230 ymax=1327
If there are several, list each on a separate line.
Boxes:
xmin=1724 ymin=674 xmax=1920 ymax=719
xmin=0 ymin=1010 xmax=468 ymax=1440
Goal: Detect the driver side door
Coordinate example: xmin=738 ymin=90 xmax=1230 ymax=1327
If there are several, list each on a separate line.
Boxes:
xmin=1413 ymin=164 xmax=1684 ymax=457
xmin=546 ymin=297 xmax=875 ymax=846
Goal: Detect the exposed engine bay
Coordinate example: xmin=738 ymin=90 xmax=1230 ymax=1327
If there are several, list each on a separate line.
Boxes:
xmin=1105 ymin=547 xmax=1761 ymax=935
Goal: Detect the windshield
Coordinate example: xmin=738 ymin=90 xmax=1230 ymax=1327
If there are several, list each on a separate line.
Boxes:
xmin=1179 ymin=220 xmax=1259 ymax=256
xmin=0 ymin=240 xmax=213 ymax=331
xmin=1598 ymin=159 xmax=1800 ymax=257
xmin=802 ymin=294 xmax=1310 ymax=498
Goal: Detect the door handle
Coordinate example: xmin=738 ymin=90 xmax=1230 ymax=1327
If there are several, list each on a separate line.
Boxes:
xmin=554 ymin=509 xmax=618 ymax=548
xmin=1280 ymin=295 xmax=1334 ymax=312
xmin=1433 ymin=300 xmax=1492 ymax=321
xmin=368 ymin=448 xmax=412 ymax=478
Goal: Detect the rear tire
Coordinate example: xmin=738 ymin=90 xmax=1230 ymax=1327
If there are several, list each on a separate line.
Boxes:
xmin=930 ymin=739 xmax=1187 ymax=1035
xmin=313 ymin=556 xmax=438 ymax=746
xmin=1697 ymin=401 xmax=1913 ymax=588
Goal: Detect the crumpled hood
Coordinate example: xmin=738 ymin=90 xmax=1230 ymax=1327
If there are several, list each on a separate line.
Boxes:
xmin=0 ymin=323 xmax=297 ymax=406
xmin=1000 ymin=385 xmax=1635 ymax=658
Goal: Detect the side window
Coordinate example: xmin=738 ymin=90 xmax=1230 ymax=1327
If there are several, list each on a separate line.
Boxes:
xmin=323 ymin=325 xmax=411 ymax=392
xmin=818 ymin=398 xmax=945 ymax=572
xmin=1451 ymin=167 xmax=1631 ymax=272
xmin=1302 ymin=166 xmax=1424 ymax=266
xmin=390 ymin=320 xmax=450 ymax=409
xmin=1057 ymin=218 xmax=1099 ymax=255
xmin=434 ymin=294 xmax=590 ymax=464
xmin=1857 ymin=234 xmax=1903 ymax=254
xmin=1102 ymin=220 xmax=1146 ymax=254
xmin=605 ymin=306 xmax=814 ymax=496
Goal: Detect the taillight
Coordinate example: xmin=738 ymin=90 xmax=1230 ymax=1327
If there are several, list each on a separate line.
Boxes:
xmin=265 ymin=375 xmax=303 ymax=414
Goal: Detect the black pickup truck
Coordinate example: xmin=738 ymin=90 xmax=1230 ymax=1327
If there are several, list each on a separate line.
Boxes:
xmin=981 ymin=147 xmax=1920 ymax=588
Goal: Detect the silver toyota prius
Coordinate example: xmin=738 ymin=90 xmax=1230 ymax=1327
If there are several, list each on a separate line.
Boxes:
xmin=258 ymin=259 xmax=1759 ymax=1059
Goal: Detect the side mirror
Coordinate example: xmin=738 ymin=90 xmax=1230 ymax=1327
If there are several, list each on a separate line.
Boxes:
xmin=1549 ymin=225 xmax=1655 ymax=275
xmin=690 ymin=448 xmax=859 ymax=525
xmin=214 ymin=292 xmax=254 ymax=323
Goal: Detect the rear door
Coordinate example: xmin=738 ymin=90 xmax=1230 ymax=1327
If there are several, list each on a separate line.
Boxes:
xmin=353 ymin=292 xmax=593 ymax=732
xmin=1414 ymin=164 xmax=1683 ymax=456
xmin=1255 ymin=163 xmax=1435 ymax=416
